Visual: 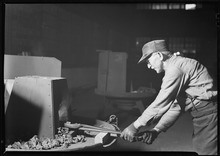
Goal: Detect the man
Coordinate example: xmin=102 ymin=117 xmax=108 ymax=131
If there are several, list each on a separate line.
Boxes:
xmin=120 ymin=40 xmax=217 ymax=155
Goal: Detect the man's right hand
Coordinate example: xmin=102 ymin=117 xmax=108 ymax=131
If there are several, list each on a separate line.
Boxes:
xmin=120 ymin=123 xmax=139 ymax=142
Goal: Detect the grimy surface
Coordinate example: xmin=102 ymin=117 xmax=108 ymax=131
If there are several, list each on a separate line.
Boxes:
xmin=6 ymin=120 xmax=117 ymax=151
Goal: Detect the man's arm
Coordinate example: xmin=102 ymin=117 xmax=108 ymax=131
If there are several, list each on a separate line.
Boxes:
xmin=133 ymin=101 xmax=182 ymax=144
xmin=153 ymin=100 xmax=181 ymax=132
xmin=134 ymin=66 xmax=185 ymax=130
xmin=121 ymin=66 xmax=186 ymax=142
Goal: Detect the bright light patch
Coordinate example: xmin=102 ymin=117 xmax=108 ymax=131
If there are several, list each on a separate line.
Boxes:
xmin=185 ymin=4 xmax=196 ymax=10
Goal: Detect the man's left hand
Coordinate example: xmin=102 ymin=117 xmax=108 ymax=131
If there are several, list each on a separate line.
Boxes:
xmin=136 ymin=129 xmax=160 ymax=144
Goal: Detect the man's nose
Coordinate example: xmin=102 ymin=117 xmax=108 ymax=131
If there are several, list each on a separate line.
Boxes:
xmin=147 ymin=64 xmax=151 ymax=69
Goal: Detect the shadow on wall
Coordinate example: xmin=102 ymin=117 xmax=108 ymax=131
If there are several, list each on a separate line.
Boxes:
xmin=66 ymin=84 xmax=106 ymax=121
xmin=61 ymin=67 xmax=98 ymax=89
xmin=61 ymin=67 xmax=105 ymax=120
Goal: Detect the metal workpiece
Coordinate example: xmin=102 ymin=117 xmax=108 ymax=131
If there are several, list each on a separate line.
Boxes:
xmin=5 ymin=76 xmax=69 ymax=143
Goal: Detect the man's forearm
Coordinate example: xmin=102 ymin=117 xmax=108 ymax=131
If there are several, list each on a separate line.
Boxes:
xmin=154 ymin=102 xmax=181 ymax=132
xmin=133 ymin=119 xmax=143 ymax=129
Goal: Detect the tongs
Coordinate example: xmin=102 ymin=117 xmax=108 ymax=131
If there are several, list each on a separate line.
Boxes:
xmin=64 ymin=122 xmax=121 ymax=135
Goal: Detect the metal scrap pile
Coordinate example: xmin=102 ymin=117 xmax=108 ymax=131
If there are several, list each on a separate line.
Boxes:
xmin=7 ymin=127 xmax=86 ymax=150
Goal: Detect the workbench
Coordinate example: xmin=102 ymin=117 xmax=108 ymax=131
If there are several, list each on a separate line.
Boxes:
xmin=95 ymin=88 xmax=156 ymax=117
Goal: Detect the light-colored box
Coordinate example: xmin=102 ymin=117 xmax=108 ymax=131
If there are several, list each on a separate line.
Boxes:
xmin=5 ymin=76 xmax=68 ymax=143
xmin=4 ymin=55 xmax=61 ymax=79
xmin=97 ymin=50 xmax=127 ymax=94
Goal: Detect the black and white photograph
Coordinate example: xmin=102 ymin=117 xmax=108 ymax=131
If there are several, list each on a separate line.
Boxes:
xmin=1 ymin=1 xmax=218 ymax=155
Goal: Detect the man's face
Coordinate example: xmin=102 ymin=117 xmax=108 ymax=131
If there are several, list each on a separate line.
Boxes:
xmin=145 ymin=53 xmax=163 ymax=73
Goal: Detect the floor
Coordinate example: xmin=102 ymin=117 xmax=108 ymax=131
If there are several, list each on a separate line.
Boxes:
xmin=69 ymin=87 xmax=194 ymax=152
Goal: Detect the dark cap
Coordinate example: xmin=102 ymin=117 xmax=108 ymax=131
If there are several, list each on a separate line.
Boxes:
xmin=138 ymin=40 xmax=168 ymax=63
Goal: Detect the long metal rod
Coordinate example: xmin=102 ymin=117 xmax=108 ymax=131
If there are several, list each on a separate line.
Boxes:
xmin=80 ymin=124 xmax=109 ymax=130
xmin=79 ymin=127 xmax=121 ymax=135
xmin=80 ymin=124 xmax=121 ymax=132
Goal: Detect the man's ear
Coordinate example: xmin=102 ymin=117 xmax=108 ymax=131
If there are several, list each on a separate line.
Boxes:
xmin=158 ymin=52 xmax=164 ymax=61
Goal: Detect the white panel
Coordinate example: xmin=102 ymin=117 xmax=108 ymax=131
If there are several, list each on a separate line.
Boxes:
xmin=107 ymin=52 xmax=127 ymax=93
xmin=4 ymin=55 xmax=61 ymax=79
xmin=96 ymin=51 xmax=127 ymax=94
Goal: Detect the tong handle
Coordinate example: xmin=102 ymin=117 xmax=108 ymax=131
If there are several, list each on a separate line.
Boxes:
xmin=64 ymin=122 xmax=108 ymax=130
xmin=64 ymin=122 xmax=121 ymax=135
xmin=79 ymin=127 xmax=121 ymax=135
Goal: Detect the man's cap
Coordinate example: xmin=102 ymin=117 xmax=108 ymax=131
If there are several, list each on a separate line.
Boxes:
xmin=138 ymin=40 xmax=168 ymax=63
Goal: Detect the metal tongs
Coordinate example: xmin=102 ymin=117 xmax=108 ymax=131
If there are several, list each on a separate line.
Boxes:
xmin=64 ymin=121 xmax=122 ymax=135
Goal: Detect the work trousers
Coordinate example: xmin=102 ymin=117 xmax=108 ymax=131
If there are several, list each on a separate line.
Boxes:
xmin=190 ymin=100 xmax=217 ymax=155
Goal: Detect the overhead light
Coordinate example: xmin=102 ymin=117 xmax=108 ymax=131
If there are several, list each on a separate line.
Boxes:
xmin=185 ymin=4 xmax=196 ymax=10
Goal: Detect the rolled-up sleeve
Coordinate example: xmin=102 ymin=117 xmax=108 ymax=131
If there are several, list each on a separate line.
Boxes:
xmin=135 ymin=66 xmax=185 ymax=131
xmin=154 ymin=100 xmax=181 ymax=132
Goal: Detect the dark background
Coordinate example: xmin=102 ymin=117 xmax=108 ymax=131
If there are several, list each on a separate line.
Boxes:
xmin=2 ymin=1 xmax=219 ymax=152
xmin=4 ymin=2 xmax=218 ymax=91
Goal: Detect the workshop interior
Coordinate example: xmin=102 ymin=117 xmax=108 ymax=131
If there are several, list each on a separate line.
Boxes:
xmin=3 ymin=2 xmax=218 ymax=152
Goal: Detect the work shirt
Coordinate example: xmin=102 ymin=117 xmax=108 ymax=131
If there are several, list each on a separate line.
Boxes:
xmin=134 ymin=55 xmax=217 ymax=132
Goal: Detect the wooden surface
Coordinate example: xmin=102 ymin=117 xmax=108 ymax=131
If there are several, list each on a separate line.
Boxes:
xmin=95 ymin=88 xmax=155 ymax=99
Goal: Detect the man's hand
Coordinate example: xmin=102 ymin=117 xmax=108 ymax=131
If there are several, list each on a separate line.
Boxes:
xmin=120 ymin=123 xmax=139 ymax=142
xmin=136 ymin=129 xmax=160 ymax=144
